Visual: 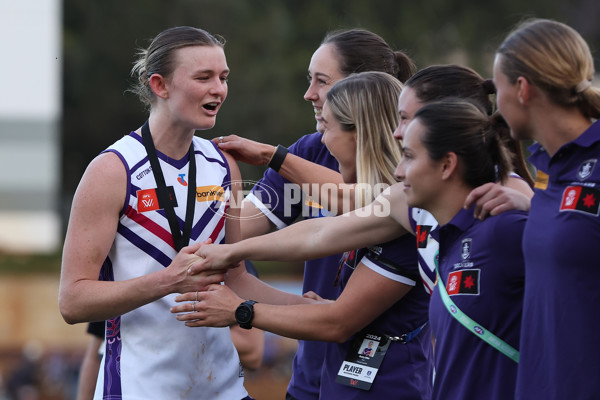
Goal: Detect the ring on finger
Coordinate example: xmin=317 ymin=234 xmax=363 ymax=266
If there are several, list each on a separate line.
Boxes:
xmin=195 ymin=291 xmax=199 ymax=302
xmin=219 ymin=136 xmax=224 ymax=143
xmin=192 ymin=302 xmax=196 ymax=312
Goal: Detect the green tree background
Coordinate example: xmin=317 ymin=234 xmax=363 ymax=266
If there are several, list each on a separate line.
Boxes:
xmin=62 ymin=0 xmax=600 ymax=207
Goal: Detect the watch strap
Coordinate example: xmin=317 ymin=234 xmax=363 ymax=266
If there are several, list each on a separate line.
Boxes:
xmin=236 ymin=300 xmax=257 ymax=329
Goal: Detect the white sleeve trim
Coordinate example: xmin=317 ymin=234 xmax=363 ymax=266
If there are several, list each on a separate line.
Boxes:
xmin=244 ymin=192 xmax=289 ymax=230
xmin=360 ymin=256 xmax=417 ymax=286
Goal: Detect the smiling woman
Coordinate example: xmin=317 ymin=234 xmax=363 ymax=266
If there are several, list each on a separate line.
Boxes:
xmin=172 ymin=72 xmax=434 ymax=400
xmin=395 ymin=99 xmax=527 ymax=400
xmin=493 ymin=19 xmax=600 ymax=400
xmin=58 ymin=26 xmax=263 ymax=400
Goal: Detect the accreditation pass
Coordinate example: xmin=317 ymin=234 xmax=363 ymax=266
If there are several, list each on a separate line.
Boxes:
xmin=336 ymin=332 xmax=390 ymax=391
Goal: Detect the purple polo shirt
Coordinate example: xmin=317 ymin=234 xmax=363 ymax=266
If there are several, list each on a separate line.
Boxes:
xmin=246 ymin=132 xmax=341 ymax=400
xmin=429 ymin=207 xmax=526 ymax=400
xmin=516 ymin=120 xmax=600 ymax=399
xmin=319 ymin=234 xmax=433 ymax=399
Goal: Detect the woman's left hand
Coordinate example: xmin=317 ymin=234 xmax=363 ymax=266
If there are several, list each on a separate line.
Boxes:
xmin=464 ymin=182 xmax=531 ymax=220
xmin=171 ymin=284 xmax=242 ymax=327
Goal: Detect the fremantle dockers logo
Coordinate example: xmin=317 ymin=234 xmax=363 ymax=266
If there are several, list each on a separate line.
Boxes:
xmin=461 ymin=238 xmax=472 ymax=260
xmin=578 ymin=159 xmax=596 ymax=180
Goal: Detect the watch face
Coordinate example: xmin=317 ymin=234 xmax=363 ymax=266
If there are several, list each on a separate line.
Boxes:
xmin=236 ymin=305 xmax=252 ymax=323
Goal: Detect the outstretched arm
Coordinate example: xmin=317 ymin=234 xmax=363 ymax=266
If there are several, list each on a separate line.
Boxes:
xmin=174 ymin=263 xmax=412 ymax=342
xmin=221 ymin=152 xmax=315 ymax=305
xmin=190 ymin=186 xmax=408 ymax=274
xmin=214 ymin=134 xmax=356 ymax=214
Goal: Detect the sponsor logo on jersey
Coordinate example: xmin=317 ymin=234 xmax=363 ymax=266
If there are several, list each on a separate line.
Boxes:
xmin=577 ymin=159 xmax=596 ymax=180
xmin=534 ymin=170 xmax=549 ymax=190
xmin=137 ymin=187 xmax=178 ymax=212
xmin=304 ymin=199 xmax=323 ymax=209
xmin=137 ymin=188 xmax=160 ymax=212
xmin=196 ymin=185 xmax=225 ymax=202
xmin=416 ymin=225 xmax=432 ymax=248
xmin=177 ymin=173 xmax=188 ymax=186
xmin=446 ymin=269 xmax=480 ymax=295
xmin=135 ymin=166 xmax=152 ymax=181
xmin=559 ymin=185 xmax=600 ymax=216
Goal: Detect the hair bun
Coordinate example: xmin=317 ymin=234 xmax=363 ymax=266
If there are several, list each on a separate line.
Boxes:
xmin=482 ymin=79 xmax=496 ymax=94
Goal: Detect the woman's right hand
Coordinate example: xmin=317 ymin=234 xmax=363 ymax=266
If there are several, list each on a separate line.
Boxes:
xmin=171 ymin=284 xmax=242 ymax=328
xmin=185 ymin=242 xmax=241 ymax=276
xmin=212 ymin=134 xmax=275 ymax=166
xmin=167 ymin=242 xmax=227 ymax=293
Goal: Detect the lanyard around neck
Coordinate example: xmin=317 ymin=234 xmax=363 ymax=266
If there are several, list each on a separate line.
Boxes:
xmin=141 ymin=120 xmax=196 ymax=251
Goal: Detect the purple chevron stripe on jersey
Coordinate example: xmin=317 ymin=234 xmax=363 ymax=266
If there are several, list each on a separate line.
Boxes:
xmin=124 ymin=205 xmax=175 ymax=248
xmin=130 ymin=157 xmax=148 ymax=174
xmin=103 ymin=316 xmax=123 ymax=398
xmin=208 ymin=209 xmax=227 ymax=245
xmin=419 ymin=265 xmax=435 ymax=295
xmin=99 ymin=257 xmax=114 ymax=282
xmin=197 ymin=150 xmax=228 ymax=169
xmin=117 ymin=223 xmax=172 ymax=268
xmin=191 ymin=201 xmax=226 ymax=243
xmin=97 ymin=258 xmax=123 ymax=398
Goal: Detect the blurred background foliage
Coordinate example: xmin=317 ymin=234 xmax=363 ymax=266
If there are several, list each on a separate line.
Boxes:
xmin=62 ymin=0 xmax=600 ymax=212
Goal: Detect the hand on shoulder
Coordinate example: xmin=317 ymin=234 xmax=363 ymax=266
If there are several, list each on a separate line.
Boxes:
xmin=213 ymin=134 xmax=275 ymax=166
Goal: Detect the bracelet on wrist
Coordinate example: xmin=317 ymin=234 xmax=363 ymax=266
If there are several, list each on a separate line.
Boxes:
xmin=268 ymin=145 xmax=289 ymax=172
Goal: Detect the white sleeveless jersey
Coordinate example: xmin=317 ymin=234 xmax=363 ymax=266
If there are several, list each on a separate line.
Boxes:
xmin=93 ymin=133 xmax=247 ymax=400
xmin=411 ymin=207 xmax=439 ymax=295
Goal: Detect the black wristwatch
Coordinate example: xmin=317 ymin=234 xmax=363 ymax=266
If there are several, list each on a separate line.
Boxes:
xmin=235 ymin=300 xmax=257 ymax=329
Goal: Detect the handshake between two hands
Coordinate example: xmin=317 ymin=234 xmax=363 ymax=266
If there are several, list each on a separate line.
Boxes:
xmin=169 ymin=238 xmax=243 ymax=328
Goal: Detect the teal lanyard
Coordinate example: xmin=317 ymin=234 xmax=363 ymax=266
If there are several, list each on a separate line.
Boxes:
xmin=435 ymin=252 xmax=520 ymax=363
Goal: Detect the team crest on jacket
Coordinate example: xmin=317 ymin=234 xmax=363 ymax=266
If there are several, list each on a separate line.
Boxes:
xmin=446 ymin=269 xmax=480 ymax=295
xmin=577 ymin=159 xmax=596 ymax=180
xmin=461 ymin=238 xmax=472 ymax=260
xmin=560 ymin=185 xmax=600 ymax=216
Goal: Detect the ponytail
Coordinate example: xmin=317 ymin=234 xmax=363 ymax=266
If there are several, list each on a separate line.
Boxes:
xmin=484 ymin=113 xmax=514 ymax=185
xmin=490 ymin=112 xmax=535 ymax=187
xmin=394 ymin=51 xmax=417 ymax=83
xmin=415 ymin=99 xmax=513 ymax=189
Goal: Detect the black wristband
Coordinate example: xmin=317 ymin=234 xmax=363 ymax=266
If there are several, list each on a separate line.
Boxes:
xmin=269 ymin=145 xmax=288 ymax=172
